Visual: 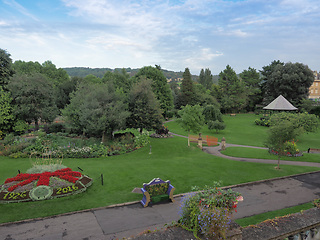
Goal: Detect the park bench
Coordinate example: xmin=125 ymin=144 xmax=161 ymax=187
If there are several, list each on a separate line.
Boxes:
xmin=308 ymin=148 xmax=320 ymax=154
xmin=230 ymin=113 xmax=236 ymax=116
xmin=140 ymin=178 xmax=175 ymax=207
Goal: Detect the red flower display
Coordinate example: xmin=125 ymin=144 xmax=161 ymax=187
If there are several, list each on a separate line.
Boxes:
xmin=5 ymin=168 xmax=82 ymax=192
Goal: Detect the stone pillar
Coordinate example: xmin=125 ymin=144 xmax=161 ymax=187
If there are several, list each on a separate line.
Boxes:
xmin=198 ymin=133 xmax=203 ymax=150
xmin=221 ymin=137 xmax=226 ymax=151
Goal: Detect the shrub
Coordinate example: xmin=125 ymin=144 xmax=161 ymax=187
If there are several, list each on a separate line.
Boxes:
xmin=255 ymin=117 xmax=270 ymax=127
xmin=155 ymin=125 xmax=169 ymax=135
xmin=207 ymin=120 xmax=226 ymax=133
xmin=134 ymin=131 xmax=150 ymax=148
xmin=48 ymin=123 xmax=65 ymax=133
xmin=310 ymin=106 xmax=320 ymax=117
xmin=178 ymin=182 xmax=242 ymax=239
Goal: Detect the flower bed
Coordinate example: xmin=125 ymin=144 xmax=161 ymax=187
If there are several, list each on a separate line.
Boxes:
xmin=0 ymin=167 xmax=93 ymax=203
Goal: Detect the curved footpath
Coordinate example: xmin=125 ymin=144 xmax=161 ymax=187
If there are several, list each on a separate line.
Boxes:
xmin=171 ymin=132 xmax=320 ymax=168
xmin=1 ymin=134 xmax=320 ymax=240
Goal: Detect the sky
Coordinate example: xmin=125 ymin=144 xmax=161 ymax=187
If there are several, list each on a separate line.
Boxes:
xmin=1 ymin=0 xmax=320 ymax=75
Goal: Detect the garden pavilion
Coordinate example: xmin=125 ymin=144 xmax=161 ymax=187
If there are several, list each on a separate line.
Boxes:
xmin=263 ymin=95 xmax=297 ymax=112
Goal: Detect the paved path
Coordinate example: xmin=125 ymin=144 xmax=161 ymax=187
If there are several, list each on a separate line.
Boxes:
xmin=170 ymin=132 xmax=320 ymax=168
xmin=1 ymin=134 xmax=320 ymax=240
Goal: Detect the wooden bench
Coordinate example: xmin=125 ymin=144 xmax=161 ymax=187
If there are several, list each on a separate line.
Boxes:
xmin=140 ymin=178 xmax=175 ymax=207
xmin=230 ymin=113 xmax=236 ymax=116
xmin=308 ymin=148 xmax=320 ymax=154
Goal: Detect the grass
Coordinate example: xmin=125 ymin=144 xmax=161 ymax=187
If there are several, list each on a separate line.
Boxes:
xmin=222 ymin=147 xmax=320 ymax=163
xmin=0 ymin=136 xmax=318 ymax=224
xmin=235 ymin=202 xmax=314 ymax=227
xmin=166 ymin=113 xmax=320 ymax=151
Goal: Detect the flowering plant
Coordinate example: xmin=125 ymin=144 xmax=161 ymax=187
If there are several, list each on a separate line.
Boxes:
xmin=5 ymin=168 xmax=82 ymax=192
xmin=178 ymin=181 xmax=243 ymax=239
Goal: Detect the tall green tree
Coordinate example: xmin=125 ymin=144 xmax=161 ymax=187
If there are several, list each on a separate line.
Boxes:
xmin=176 ymin=68 xmax=196 ymax=108
xmin=127 ymin=78 xmax=163 ymax=133
xmin=178 ymin=104 xmax=204 ymax=146
xmin=102 ymin=69 xmax=132 ymax=95
xmin=203 ymin=105 xmax=223 ymax=123
xmin=199 ymin=68 xmax=213 ymax=89
xmin=0 ymin=49 xmax=14 ymax=88
xmin=218 ymin=65 xmax=247 ymax=113
xmin=262 ymin=62 xmax=314 ymax=106
xmin=239 ymin=67 xmax=262 ymax=111
xmin=8 ymin=73 xmax=58 ymax=130
xmin=0 ymin=86 xmax=15 ymax=133
xmin=133 ymin=66 xmax=173 ymax=116
xmin=63 ymin=82 xmax=129 ymax=141
xmin=55 ymin=76 xmax=81 ymax=110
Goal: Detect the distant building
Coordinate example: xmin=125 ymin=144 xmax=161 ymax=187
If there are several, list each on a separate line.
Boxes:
xmin=309 ymin=71 xmax=320 ymax=101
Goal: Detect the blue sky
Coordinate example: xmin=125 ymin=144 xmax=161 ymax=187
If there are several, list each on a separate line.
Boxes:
xmin=1 ymin=0 xmax=319 ymax=74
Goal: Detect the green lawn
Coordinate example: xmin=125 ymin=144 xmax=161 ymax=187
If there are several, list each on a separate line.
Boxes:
xmin=166 ymin=113 xmax=320 ymax=150
xmin=222 ymin=147 xmax=320 ymax=163
xmin=0 ymin=136 xmax=318 ymax=224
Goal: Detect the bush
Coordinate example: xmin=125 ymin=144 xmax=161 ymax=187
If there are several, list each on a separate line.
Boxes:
xmin=178 ymin=182 xmax=242 ymax=239
xmin=255 ymin=117 xmax=270 ymax=127
xmin=207 ymin=120 xmax=226 ymax=133
xmin=48 ymin=123 xmax=65 ymax=133
xmin=310 ymin=106 xmax=320 ymax=117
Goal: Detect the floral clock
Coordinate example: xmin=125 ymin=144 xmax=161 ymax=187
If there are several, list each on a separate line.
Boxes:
xmin=0 ymin=168 xmax=93 ymax=203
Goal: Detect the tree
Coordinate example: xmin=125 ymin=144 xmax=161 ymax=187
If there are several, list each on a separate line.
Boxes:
xmin=41 ymin=61 xmax=69 ymax=87
xmin=13 ymin=60 xmax=69 ymax=88
xmin=8 ymin=73 xmax=58 ymax=130
xmin=218 ymin=65 xmax=247 ymax=113
xmin=193 ymin=83 xmax=220 ymax=107
xmin=127 ymin=78 xmax=163 ymax=133
xmin=199 ymin=68 xmax=213 ymax=89
xmin=239 ymin=67 xmax=262 ymax=111
xmin=265 ymin=121 xmax=301 ymax=169
xmin=102 ymin=69 xmax=132 ymax=95
xmin=176 ymin=68 xmax=196 ymax=108
xmin=0 ymin=49 xmax=14 ymax=88
xmin=261 ymin=61 xmax=313 ymax=106
xmin=55 ymin=76 xmax=81 ymax=110
xmin=133 ymin=66 xmax=173 ymax=116
xmin=177 ymin=104 xmax=204 ymax=146
xmin=0 ymin=86 xmax=15 ymax=133
xmin=63 ymin=82 xmax=130 ymax=142
xmin=203 ymin=105 xmax=223 ymax=123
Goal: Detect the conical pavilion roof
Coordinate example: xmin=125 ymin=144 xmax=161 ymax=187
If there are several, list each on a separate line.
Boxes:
xmin=263 ymin=95 xmax=297 ymax=111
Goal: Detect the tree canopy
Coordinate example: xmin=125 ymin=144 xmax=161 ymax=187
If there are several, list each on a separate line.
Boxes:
xmin=218 ymin=65 xmax=247 ymax=113
xmin=0 ymin=49 xmax=14 ymax=88
xmin=133 ymin=66 xmax=173 ymax=115
xmin=127 ymin=78 xmax=163 ymax=133
xmin=63 ymin=82 xmax=129 ymax=141
xmin=199 ymin=68 xmax=213 ymax=89
xmin=261 ymin=61 xmax=313 ymax=106
xmin=178 ymin=104 xmax=204 ymax=135
xmin=8 ymin=73 xmax=58 ymax=130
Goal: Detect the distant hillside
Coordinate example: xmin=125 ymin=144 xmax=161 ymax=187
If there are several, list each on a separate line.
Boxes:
xmin=63 ymin=67 xmax=201 ymax=82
